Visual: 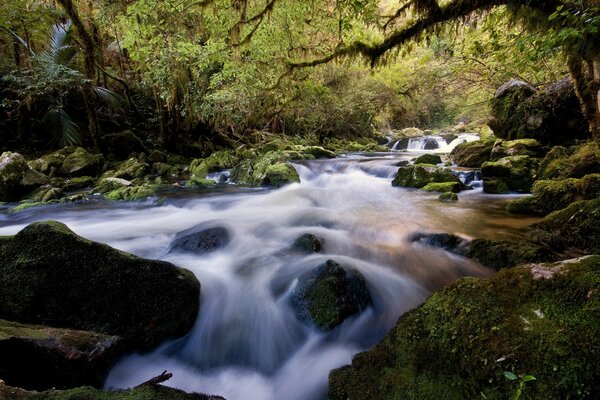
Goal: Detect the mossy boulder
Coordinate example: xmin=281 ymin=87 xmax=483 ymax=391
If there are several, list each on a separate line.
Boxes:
xmin=95 ymin=177 xmax=132 ymax=193
xmin=188 ymin=151 xmax=241 ymax=183
xmin=109 ymin=158 xmax=150 ymax=181
xmin=152 ymin=162 xmax=179 ymax=177
xmin=28 ymin=185 xmax=64 ymax=202
xmin=230 ymin=151 xmax=300 ymax=187
xmin=0 ymin=382 xmax=225 ymax=400
xmin=465 ymin=239 xmax=557 ymax=270
xmin=438 ymin=192 xmax=458 ymax=202
xmin=104 ymin=185 xmax=157 ymax=201
xmin=0 ymin=319 xmax=121 ymax=391
xmin=538 ymin=141 xmax=600 ymax=180
xmin=421 ymin=181 xmax=462 ymax=193
xmin=489 ymin=78 xmax=589 ymax=145
xmin=101 ymin=130 xmax=148 ymax=160
xmin=63 ymin=176 xmax=95 ymax=192
xmin=482 ymin=155 xmax=539 ymax=193
xmin=302 ymin=146 xmax=336 ymax=159
xmin=292 ymin=233 xmax=323 ymax=254
xmin=329 ymin=256 xmax=600 ymax=400
xmin=392 ymin=165 xmax=463 ymax=190
xmin=528 ymin=198 xmax=600 ymax=253
xmin=0 ymin=221 xmax=200 ymax=350
xmin=413 ymin=154 xmax=442 ymax=165
xmin=59 ymin=148 xmax=104 ymax=178
xmin=410 ymin=232 xmax=468 ymax=254
xmin=290 ymin=260 xmax=372 ymax=330
xmin=490 ymin=138 xmax=545 ymax=161
xmin=0 ymin=152 xmax=50 ymax=201
xmin=168 ymin=225 xmax=231 ymax=255
xmin=450 ymin=139 xmax=494 ymax=168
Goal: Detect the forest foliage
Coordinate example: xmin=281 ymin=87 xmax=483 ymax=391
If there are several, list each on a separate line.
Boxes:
xmin=0 ymin=0 xmax=596 ymax=152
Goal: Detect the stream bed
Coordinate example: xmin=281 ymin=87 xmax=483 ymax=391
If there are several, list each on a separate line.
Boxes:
xmin=0 ymin=151 xmax=537 ymax=400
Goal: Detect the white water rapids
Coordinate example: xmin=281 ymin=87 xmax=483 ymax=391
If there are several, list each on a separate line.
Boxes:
xmin=0 ymin=152 xmax=535 ymax=400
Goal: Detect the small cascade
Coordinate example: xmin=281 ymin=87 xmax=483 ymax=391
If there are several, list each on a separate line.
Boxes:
xmin=406 ymin=136 xmax=446 ymax=152
xmin=441 ymin=133 xmax=480 ymax=153
xmin=391 ymin=133 xmax=480 ymax=153
xmin=454 ymin=170 xmax=482 ymax=188
xmin=207 ymin=170 xmax=231 ymax=183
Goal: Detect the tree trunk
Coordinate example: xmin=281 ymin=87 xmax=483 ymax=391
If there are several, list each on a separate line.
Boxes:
xmin=568 ymin=54 xmax=600 ymax=151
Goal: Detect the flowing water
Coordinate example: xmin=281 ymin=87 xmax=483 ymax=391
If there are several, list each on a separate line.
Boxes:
xmin=0 ymin=150 xmax=537 ymax=400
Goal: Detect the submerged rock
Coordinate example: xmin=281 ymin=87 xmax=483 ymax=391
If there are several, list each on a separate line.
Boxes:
xmin=0 ymin=221 xmax=200 ymax=350
xmin=169 ymin=225 xmax=231 ymax=254
xmin=290 ymin=260 xmax=372 ymax=330
xmin=438 ymin=191 xmax=458 ymax=202
xmin=329 ymin=256 xmax=600 ymax=399
xmin=0 ymin=319 xmax=121 ymax=390
xmin=292 ymin=233 xmax=323 ymax=254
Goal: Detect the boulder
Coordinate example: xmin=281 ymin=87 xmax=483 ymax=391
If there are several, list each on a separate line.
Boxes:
xmin=302 ymin=146 xmax=336 ymax=159
xmin=392 ymin=165 xmax=464 ymax=190
xmin=0 ymin=152 xmax=49 ymax=201
xmin=104 ymin=185 xmax=157 ymax=201
xmin=0 ymin=221 xmax=200 ymax=350
xmin=528 ymin=197 xmax=600 ymax=254
xmin=537 ymin=145 xmax=571 ymax=179
xmin=0 ymin=381 xmax=225 ymax=400
xmin=409 ymin=232 xmax=468 ymax=254
xmin=59 ymin=148 xmax=104 ymax=177
xmin=292 ymin=233 xmax=323 ymax=254
xmin=464 ymin=239 xmax=556 ymax=270
xmin=101 ymin=130 xmax=148 ymax=160
xmin=147 ymin=149 xmax=168 ymax=164
xmin=421 ymin=181 xmax=462 ymax=193
xmin=438 ymin=192 xmax=458 ymax=202
xmin=0 ymin=319 xmax=121 ymax=390
xmin=490 ymin=139 xmax=545 ymax=161
xmin=450 ymin=140 xmax=494 ymax=168
xmin=169 ymin=225 xmax=231 ymax=255
xmin=109 ymin=158 xmax=150 ymax=181
xmin=63 ymin=176 xmax=95 ymax=192
xmin=153 ymin=162 xmax=179 ymax=177
xmin=95 ymin=177 xmax=132 ymax=193
xmin=489 ymin=78 xmax=589 ymax=145
xmin=482 ymin=155 xmax=538 ymax=193
xmin=230 ymin=151 xmax=300 ymax=187
xmin=413 ymin=154 xmax=442 ymax=165
xmin=329 ymin=256 xmax=600 ymax=400
xmin=290 ymin=260 xmax=372 ymax=330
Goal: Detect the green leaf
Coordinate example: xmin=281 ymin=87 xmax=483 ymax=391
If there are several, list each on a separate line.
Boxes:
xmin=503 ymin=371 xmax=518 ymax=381
xmin=522 ymin=375 xmax=536 ymax=382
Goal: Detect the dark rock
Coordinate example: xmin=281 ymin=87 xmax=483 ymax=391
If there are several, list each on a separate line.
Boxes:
xmin=0 ymin=152 xmax=50 ymax=201
xmin=413 ymin=154 xmax=442 ymax=165
xmin=465 ymin=238 xmax=556 ymax=270
xmin=59 ymin=148 xmax=104 ymax=177
xmin=489 ymin=78 xmax=589 ymax=145
xmin=63 ymin=176 xmax=95 ymax=192
xmin=148 ymin=149 xmax=168 ymax=163
xmin=101 ymin=130 xmax=148 ymax=160
xmin=292 ymin=233 xmax=323 ymax=254
xmin=169 ymin=225 xmax=231 ymax=254
xmin=0 ymin=319 xmax=121 ymax=391
xmin=409 ymin=232 xmax=468 ymax=255
xmin=329 ymin=256 xmax=600 ymax=400
xmin=290 ymin=260 xmax=372 ymax=330
xmin=0 ymin=221 xmax=200 ymax=350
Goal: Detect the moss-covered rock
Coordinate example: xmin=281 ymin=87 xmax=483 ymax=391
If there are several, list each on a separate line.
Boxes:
xmin=413 ymin=154 xmax=442 ymax=165
xmin=188 ymin=150 xmax=241 ymax=182
xmin=0 ymin=152 xmax=50 ymax=201
xmin=109 ymin=158 xmax=150 ymax=181
xmin=59 ymin=148 xmax=104 ymax=178
xmin=0 ymin=319 xmax=121 ymax=391
xmin=421 ymin=182 xmax=462 ymax=193
xmin=528 ymin=198 xmax=600 ymax=253
xmin=95 ymin=177 xmax=132 ymax=193
xmin=152 ymin=162 xmax=179 ymax=177
xmin=438 ymin=192 xmax=458 ymax=202
xmin=410 ymin=232 xmax=468 ymax=254
xmin=230 ymin=151 xmax=300 ymax=187
xmin=290 ymin=260 xmax=372 ymax=330
xmin=489 ymin=78 xmax=589 ymax=145
xmin=0 ymin=221 xmax=200 ymax=350
xmin=105 ymin=185 xmax=157 ymax=201
xmin=450 ymin=140 xmax=494 ymax=168
xmin=292 ymin=233 xmax=323 ymax=254
xmin=537 ymin=146 xmax=571 ymax=180
xmin=392 ymin=165 xmax=463 ymax=190
xmin=465 ymin=238 xmax=557 ymax=270
xmin=168 ymin=225 xmax=231 ymax=255
xmin=490 ymin=139 xmax=545 ymax=161
xmin=63 ymin=176 xmax=95 ymax=192
xmin=482 ymin=155 xmax=539 ymax=193
xmin=302 ymin=146 xmax=336 ymax=159
xmin=0 ymin=382 xmax=225 ymax=400
xmin=329 ymin=256 xmax=600 ymax=400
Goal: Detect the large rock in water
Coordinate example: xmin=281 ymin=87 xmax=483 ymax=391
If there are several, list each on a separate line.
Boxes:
xmin=392 ymin=165 xmax=464 ymax=190
xmin=290 ymin=260 xmax=372 ymax=330
xmin=450 ymin=140 xmax=494 ymax=168
xmin=169 ymin=224 xmax=231 ymax=254
xmin=489 ymin=78 xmax=589 ymax=145
xmin=59 ymin=147 xmax=104 ymax=177
xmin=0 ymin=221 xmax=200 ymax=350
xmin=329 ymin=256 xmax=600 ymax=400
xmin=230 ymin=151 xmax=300 ymax=187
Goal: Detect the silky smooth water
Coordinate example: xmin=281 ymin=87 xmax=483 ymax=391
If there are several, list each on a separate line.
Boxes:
xmin=0 ymin=152 xmax=535 ymax=400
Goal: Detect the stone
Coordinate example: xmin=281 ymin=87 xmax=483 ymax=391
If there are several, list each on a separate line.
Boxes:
xmin=0 ymin=221 xmax=200 ymax=350
xmin=450 ymin=140 xmax=494 ymax=168
xmin=438 ymin=192 xmax=458 ymax=202
xmin=481 ymin=155 xmax=539 ymax=193
xmin=392 ymin=165 xmax=464 ymax=190
xmin=169 ymin=225 xmax=231 ymax=254
xmin=290 ymin=260 xmax=372 ymax=330
xmin=413 ymin=154 xmax=442 ymax=165
xmin=292 ymin=233 xmax=323 ymax=254
xmin=465 ymin=239 xmax=557 ymax=270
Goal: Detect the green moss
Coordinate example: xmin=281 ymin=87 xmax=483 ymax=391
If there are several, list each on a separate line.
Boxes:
xmin=17 ymin=385 xmax=224 ymax=400
xmin=185 ymin=177 xmax=217 ymax=188
xmin=539 ymin=142 xmax=600 ymax=180
xmin=438 ymin=192 xmax=458 ymax=202
xmin=465 ymin=238 xmax=556 ymax=270
xmin=392 ymin=165 xmax=463 ymax=189
xmin=490 ymin=139 xmax=543 ymax=161
xmin=63 ymin=176 xmax=95 ymax=192
xmin=105 ymin=185 xmax=157 ymax=201
xmin=230 ymin=151 xmax=299 ymax=187
xmin=421 ymin=182 xmax=462 ymax=193
xmin=108 ymin=158 xmax=150 ymax=181
xmin=59 ymin=148 xmax=104 ymax=177
xmin=482 ymin=155 xmax=539 ymax=193
xmin=263 ymin=163 xmax=300 ymax=187
xmin=0 ymin=319 xmax=49 ymax=340
xmin=413 ymin=154 xmax=442 ymax=165
xmin=330 ymin=256 xmax=600 ymax=400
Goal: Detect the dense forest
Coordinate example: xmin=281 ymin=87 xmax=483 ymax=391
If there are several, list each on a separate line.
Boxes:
xmin=1 ymin=1 xmax=599 ymax=400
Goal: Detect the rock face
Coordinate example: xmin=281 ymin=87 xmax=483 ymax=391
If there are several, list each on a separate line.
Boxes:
xmin=538 ymin=141 xmax=600 ymax=180
xmin=169 ymin=225 xmax=231 ymax=254
xmin=0 ymin=381 xmax=225 ymax=400
xmin=392 ymin=165 xmax=464 ymax=190
xmin=0 ymin=221 xmax=200 ymax=350
xmin=0 ymin=319 xmax=121 ymax=390
xmin=329 ymin=256 xmax=600 ymax=400
xmin=292 ymin=233 xmax=323 ymax=254
xmin=489 ymin=78 xmax=589 ymax=145
xmin=290 ymin=260 xmax=372 ymax=330
xmin=450 ymin=140 xmax=494 ymax=168
xmin=482 ymin=155 xmax=538 ymax=193
xmin=490 ymin=138 xmax=545 ymax=161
